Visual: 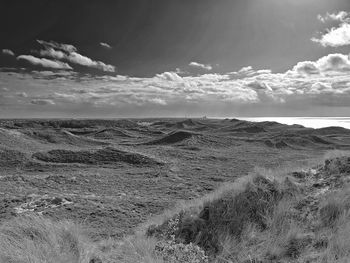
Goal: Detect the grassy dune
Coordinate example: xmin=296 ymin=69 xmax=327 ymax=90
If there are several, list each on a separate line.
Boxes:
xmin=1 ymin=151 xmax=350 ymax=262
xmin=0 ymin=215 xmax=95 ymax=263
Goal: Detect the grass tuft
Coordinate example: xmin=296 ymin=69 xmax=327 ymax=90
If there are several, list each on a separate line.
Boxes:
xmin=0 ymin=214 xmax=96 ymax=263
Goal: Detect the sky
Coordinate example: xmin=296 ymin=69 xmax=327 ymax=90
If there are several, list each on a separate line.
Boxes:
xmin=0 ymin=0 xmax=350 ymax=118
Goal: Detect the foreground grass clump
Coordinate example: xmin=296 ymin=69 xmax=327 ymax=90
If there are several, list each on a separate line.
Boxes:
xmin=2 ymin=155 xmax=350 ymax=263
xmin=0 ymin=214 xmax=96 ymax=263
xmin=146 ymin=173 xmax=299 ymax=260
xmin=145 ymin=156 xmax=350 ymax=262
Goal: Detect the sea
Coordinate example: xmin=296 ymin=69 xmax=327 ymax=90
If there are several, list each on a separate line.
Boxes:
xmin=236 ymin=117 xmax=350 ymax=129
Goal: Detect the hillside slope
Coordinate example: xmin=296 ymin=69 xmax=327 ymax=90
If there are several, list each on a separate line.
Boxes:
xmin=1 ymin=155 xmax=350 ymax=263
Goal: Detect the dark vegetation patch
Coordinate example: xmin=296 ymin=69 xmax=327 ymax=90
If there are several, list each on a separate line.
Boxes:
xmin=32 ymin=147 xmax=162 ymax=166
xmin=219 ymin=123 xmax=267 ymax=134
xmin=324 ymin=157 xmax=350 ymax=174
xmin=0 ymin=149 xmax=29 ymax=167
xmin=91 ymin=128 xmax=135 ymax=139
xmin=315 ymin=126 xmax=350 ymax=135
xmin=146 ymin=156 xmax=350 ymax=262
xmin=150 ymin=119 xmax=210 ymax=132
xmin=2 ymin=119 xmax=140 ymax=130
xmin=264 ymin=134 xmax=337 ymax=149
xmin=146 ymin=130 xmax=197 ymax=145
xmin=147 ymin=175 xmax=293 ymax=256
xmin=23 ymin=129 xmax=106 ymax=145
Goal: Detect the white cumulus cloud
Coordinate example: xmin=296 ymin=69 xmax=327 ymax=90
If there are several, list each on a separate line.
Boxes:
xmin=317 ymin=11 xmax=350 ymax=23
xmin=2 ymin=49 xmax=15 ymax=56
xmin=313 ymin=12 xmax=350 ymax=47
xmin=3 ymin=52 xmax=350 ymax=116
xmin=290 ymin=53 xmax=350 ymax=75
xmin=36 ymin=40 xmax=116 ymax=72
xmin=17 ymin=55 xmax=72 ymax=70
xmin=31 ymin=99 xmax=55 ymax=105
xmin=100 ymin=42 xmax=112 ymax=49
xmin=189 ymin=62 xmax=213 ymax=71
xmin=312 ymin=23 xmax=350 ymax=47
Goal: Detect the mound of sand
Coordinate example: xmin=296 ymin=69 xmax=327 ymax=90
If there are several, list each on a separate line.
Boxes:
xmin=232 ymin=126 xmax=266 ymax=133
xmin=264 ymin=139 xmax=289 ymax=148
xmin=218 ymin=122 xmax=266 ymax=133
xmin=0 ymin=148 xmax=29 ymax=167
xmin=91 ymin=128 xmax=134 ymax=139
xmin=0 ymin=128 xmax=44 ymax=151
xmin=151 ymin=119 xmax=205 ymax=130
xmin=146 ymin=130 xmax=196 ymax=145
xmin=6 ymin=119 xmax=140 ymax=130
xmin=314 ymin=126 xmax=350 ymax=135
xmin=32 ymin=147 xmax=161 ymax=165
xmin=23 ymin=129 xmax=106 ymax=146
xmin=265 ymin=134 xmax=336 ymax=149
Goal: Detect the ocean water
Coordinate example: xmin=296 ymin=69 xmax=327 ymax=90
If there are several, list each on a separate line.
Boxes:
xmin=237 ymin=117 xmax=350 ymax=129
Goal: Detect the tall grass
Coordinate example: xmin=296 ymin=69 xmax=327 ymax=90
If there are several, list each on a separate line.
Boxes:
xmin=94 ymin=235 xmax=164 ymax=263
xmin=2 ymin=154 xmax=350 ymax=263
xmin=0 ymin=214 xmax=95 ymax=263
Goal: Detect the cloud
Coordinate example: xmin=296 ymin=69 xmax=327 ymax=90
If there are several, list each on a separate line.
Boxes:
xmin=156 ymin=72 xmax=183 ymax=81
xmin=189 ymin=62 xmax=213 ymax=71
xmin=2 ymin=49 xmax=15 ymax=56
xmin=39 ymin=48 xmax=66 ymax=60
xmin=228 ymin=66 xmax=272 ymax=79
xmin=100 ymin=42 xmax=112 ymax=49
xmin=36 ymin=40 xmax=116 ymax=72
xmin=16 ymin=92 xmax=28 ymax=98
xmin=313 ymin=12 xmax=350 ymax=47
xmin=317 ymin=11 xmax=349 ymax=23
xmin=37 ymin=40 xmax=77 ymax=53
xmin=2 ymin=52 xmax=350 ymax=117
xmin=17 ymin=55 xmax=72 ymax=69
xmin=308 ymin=82 xmax=335 ymax=94
xmin=67 ymin=52 xmax=115 ymax=72
xmin=291 ymin=61 xmax=320 ymax=75
xmin=30 ymin=99 xmax=55 ymax=105
xmin=312 ymin=23 xmax=350 ymax=47
xmin=290 ymin=53 xmax=350 ymax=75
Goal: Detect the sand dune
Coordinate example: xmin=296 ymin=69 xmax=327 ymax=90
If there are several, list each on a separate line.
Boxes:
xmin=32 ymin=147 xmax=162 ymax=166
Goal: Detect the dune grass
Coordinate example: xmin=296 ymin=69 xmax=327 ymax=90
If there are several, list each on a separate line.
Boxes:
xmin=1 ymin=150 xmax=350 ymax=262
xmin=0 ymin=214 xmax=95 ymax=263
xmin=143 ymin=152 xmax=350 ymax=262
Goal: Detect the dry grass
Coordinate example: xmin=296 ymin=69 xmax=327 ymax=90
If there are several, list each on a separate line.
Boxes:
xmin=315 ymin=187 xmax=350 ymax=262
xmin=0 ymin=214 xmax=95 ymax=263
xmin=2 ymin=154 xmax=350 ymax=263
xmin=324 ymin=150 xmax=350 ymax=160
xmin=95 ymin=235 xmax=164 ymax=263
xmin=319 ymin=187 xmax=350 ymax=228
xmin=320 ymin=213 xmax=350 ymax=263
xmin=146 ymin=171 xmax=303 ymax=259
